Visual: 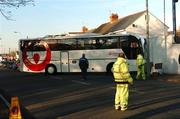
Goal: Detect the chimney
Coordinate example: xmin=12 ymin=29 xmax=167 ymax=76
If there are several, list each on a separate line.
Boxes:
xmin=109 ymin=13 xmax=118 ymax=23
xmin=82 ymin=26 xmax=88 ymax=32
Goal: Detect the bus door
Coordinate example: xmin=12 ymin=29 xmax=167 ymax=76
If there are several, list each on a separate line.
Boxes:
xmin=60 ymin=52 xmax=69 ymax=72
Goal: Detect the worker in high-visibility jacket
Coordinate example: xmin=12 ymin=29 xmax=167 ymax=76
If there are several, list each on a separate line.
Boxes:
xmin=113 ymin=52 xmax=133 ymax=111
xmin=136 ymin=54 xmax=146 ymax=80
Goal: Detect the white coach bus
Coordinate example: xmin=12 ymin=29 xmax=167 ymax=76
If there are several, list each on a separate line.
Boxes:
xmin=19 ymin=33 xmax=145 ymax=74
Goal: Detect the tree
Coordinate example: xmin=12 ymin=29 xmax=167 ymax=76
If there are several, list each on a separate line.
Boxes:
xmin=0 ymin=0 xmax=34 ymax=20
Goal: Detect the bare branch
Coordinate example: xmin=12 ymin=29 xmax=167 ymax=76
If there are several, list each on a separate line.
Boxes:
xmin=0 ymin=0 xmax=34 ymax=20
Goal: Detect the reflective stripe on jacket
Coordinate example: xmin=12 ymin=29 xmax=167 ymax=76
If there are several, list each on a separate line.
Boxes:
xmin=113 ymin=57 xmax=131 ymax=83
xmin=136 ymin=54 xmax=145 ymax=66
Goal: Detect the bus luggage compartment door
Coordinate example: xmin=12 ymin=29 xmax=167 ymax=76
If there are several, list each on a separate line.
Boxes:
xmin=60 ymin=52 xmax=69 ymax=72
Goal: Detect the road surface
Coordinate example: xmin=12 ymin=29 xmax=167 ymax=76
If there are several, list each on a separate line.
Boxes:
xmin=0 ymin=68 xmax=180 ymax=119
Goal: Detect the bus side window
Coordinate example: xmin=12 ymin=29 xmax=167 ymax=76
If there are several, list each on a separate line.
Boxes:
xmin=61 ymin=39 xmax=75 ymax=50
xmin=130 ymin=41 xmax=139 ymax=59
xmin=102 ymin=38 xmax=114 ymax=49
xmin=77 ymin=39 xmax=85 ymax=50
xmin=120 ymin=40 xmax=130 ymax=59
xmin=20 ymin=41 xmax=24 ymax=51
xmin=89 ymin=39 xmax=96 ymax=49
xmin=22 ymin=41 xmax=30 ymax=51
xmin=109 ymin=38 xmax=119 ymax=48
xmin=83 ymin=40 xmax=88 ymax=49
xmin=128 ymin=35 xmax=142 ymax=59
xmin=95 ymin=39 xmax=102 ymax=49
xmin=120 ymin=36 xmax=141 ymax=59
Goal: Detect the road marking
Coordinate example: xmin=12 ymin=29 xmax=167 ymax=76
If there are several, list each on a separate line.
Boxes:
xmin=0 ymin=94 xmax=10 ymax=107
xmin=50 ymin=76 xmax=63 ymax=80
xmin=130 ymin=89 xmax=145 ymax=94
xmin=50 ymin=76 xmax=91 ymax=85
xmin=71 ymin=80 xmax=91 ymax=85
xmin=110 ymin=87 xmax=115 ymax=89
xmin=110 ymin=87 xmax=145 ymax=94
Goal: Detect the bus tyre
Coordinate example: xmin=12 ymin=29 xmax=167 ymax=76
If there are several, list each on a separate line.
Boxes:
xmin=106 ymin=62 xmax=114 ymax=75
xmin=45 ymin=64 xmax=57 ymax=75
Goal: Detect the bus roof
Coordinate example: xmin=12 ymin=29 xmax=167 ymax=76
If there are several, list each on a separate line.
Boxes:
xmin=19 ymin=32 xmax=143 ymax=41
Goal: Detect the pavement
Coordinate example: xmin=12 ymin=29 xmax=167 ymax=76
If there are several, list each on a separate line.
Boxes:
xmin=158 ymin=74 xmax=180 ymax=83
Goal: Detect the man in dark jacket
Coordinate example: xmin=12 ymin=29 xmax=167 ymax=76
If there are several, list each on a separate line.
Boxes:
xmin=79 ymin=54 xmax=89 ymax=80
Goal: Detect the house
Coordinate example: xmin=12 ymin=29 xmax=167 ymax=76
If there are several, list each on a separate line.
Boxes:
xmin=92 ymin=10 xmax=180 ymax=74
xmin=165 ymin=27 xmax=180 ymax=74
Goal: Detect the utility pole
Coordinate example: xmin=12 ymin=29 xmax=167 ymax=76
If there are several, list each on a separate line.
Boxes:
xmin=145 ymin=0 xmax=151 ymax=80
xmin=164 ymin=0 xmax=167 ymax=62
xmin=0 ymin=37 xmax=1 ymax=54
xmin=172 ymin=0 xmax=178 ymax=43
xmin=9 ymin=48 xmax=11 ymax=55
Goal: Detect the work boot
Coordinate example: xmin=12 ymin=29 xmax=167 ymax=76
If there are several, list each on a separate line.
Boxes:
xmin=115 ymin=105 xmax=120 ymax=110
xmin=121 ymin=106 xmax=128 ymax=111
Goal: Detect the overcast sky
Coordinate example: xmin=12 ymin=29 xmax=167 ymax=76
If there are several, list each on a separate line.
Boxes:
xmin=0 ymin=0 xmax=180 ymax=53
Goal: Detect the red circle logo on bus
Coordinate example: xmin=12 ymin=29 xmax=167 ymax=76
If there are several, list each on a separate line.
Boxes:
xmin=22 ymin=41 xmax=51 ymax=71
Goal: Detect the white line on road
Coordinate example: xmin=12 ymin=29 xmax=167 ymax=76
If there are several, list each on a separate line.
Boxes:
xmin=110 ymin=87 xmax=145 ymax=94
xmin=130 ymin=89 xmax=145 ymax=94
xmin=71 ymin=80 xmax=91 ymax=85
xmin=50 ymin=76 xmax=91 ymax=85
xmin=49 ymin=76 xmax=63 ymax=80
xmin=0 ymin=94 xmax=10 ymax=107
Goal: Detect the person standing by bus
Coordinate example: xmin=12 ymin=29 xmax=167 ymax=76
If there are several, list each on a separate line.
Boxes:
xmin=79 ymin=54 xmax=89 ymax=80
xmin=136 ymin=54 xmax=146 ymax=80
xmin=112 ymin=52 xmax=133 ymax=111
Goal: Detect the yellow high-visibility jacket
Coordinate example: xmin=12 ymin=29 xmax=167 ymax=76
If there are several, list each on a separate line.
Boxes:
xmin=113 ymin=57 xmax=133 ymax=84
xmin=136 ymin=54 xmax=145 ymax=66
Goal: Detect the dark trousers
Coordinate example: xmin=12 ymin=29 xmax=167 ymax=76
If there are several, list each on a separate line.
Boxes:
xmin=81 ymin=68 xmax=87 ymax=80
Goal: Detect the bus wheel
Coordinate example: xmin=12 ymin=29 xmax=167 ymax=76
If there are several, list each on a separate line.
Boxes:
xmin=106 ymin=62 xmax=114 ymax=75
xmin=45 ymin=64 xmax=57 ymax=75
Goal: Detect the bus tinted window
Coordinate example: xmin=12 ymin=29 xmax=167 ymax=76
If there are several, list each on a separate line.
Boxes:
xmin=120 ymin=35 xmax=142 ymax=59
xmin=82 ymin=37 xmax=119 ymax=50
xmin=59 ymin=39 xmax=74 ymax=50
xmin=20 ymin=40 xmax=46 ymax=51
xmin=98 ymin=37 xmax=119 ymax=49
